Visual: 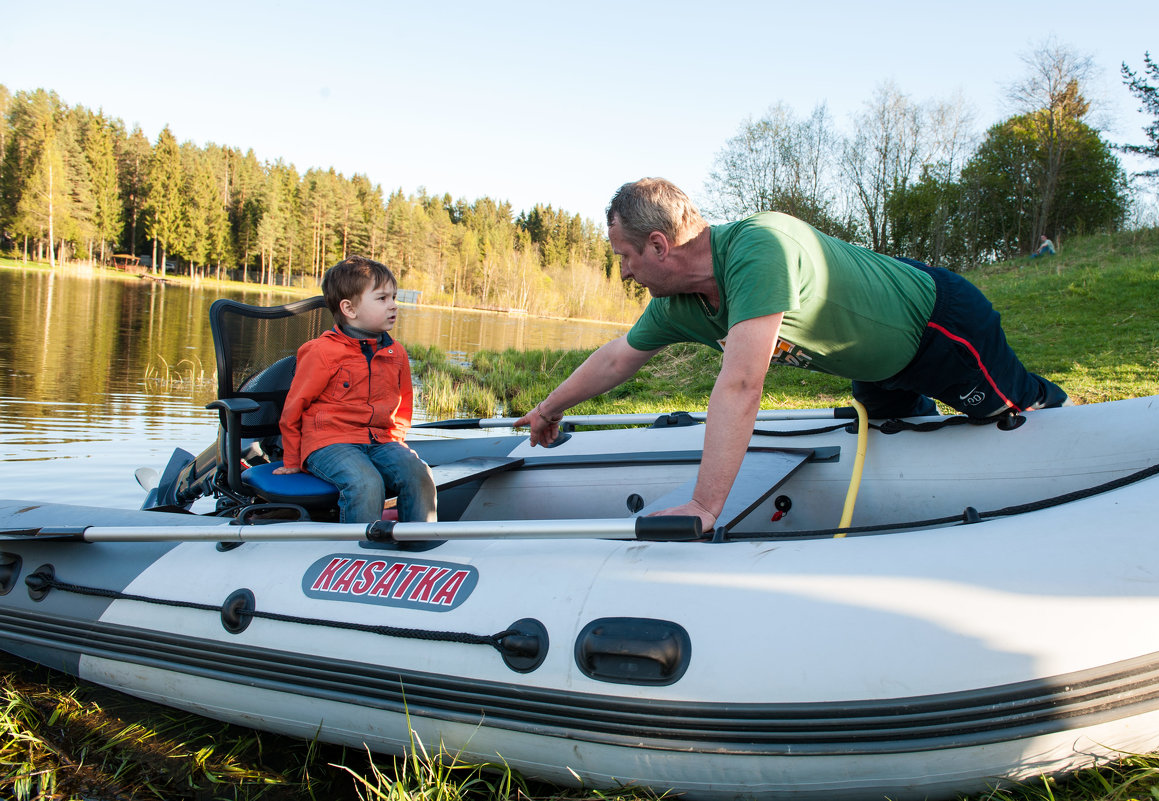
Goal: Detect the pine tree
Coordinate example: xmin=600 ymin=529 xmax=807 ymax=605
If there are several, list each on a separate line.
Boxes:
xmin=181 ymin=143 xmax=217 ymax=276
xmin=228 ymin=148 xmax=265 ymax=280
xmin=83 ymin=113 xmax=123 ymax=263
xmin=144 ymin=126 xmax=184 ymax=276
xmin=115 ymin=126 xmax=151 ymax=257
xmin=201 ymin=144 xmax=233 ymax=277
xmin=1121 ymin=52 xmax=1159 ymax=178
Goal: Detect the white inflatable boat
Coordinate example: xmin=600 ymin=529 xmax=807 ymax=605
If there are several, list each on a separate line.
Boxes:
xmin=1 ymin=395 xmax=1158 ymax=800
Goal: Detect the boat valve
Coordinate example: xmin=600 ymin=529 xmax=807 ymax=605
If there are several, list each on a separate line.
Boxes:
xmin=771 ymin=495 xmax=792 ymax=522
xmin=497 ymin=617 xmax=548 ymax=673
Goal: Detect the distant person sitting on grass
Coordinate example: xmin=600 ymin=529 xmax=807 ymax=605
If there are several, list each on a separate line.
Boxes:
xmin=1032 ymin=235 xmax=1056 ymax=257
xmin=274 ymin=256 xmax=437 ymax=524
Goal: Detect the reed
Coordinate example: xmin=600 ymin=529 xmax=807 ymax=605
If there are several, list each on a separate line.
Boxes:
xmin=143 ymin=354 xmax=217 ymax=398
xmin=418 ymin=369 xmax=459 ymax=420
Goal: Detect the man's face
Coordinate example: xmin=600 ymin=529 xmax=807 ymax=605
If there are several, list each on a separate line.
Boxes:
xmin=609 ymin=217 xmax=673 ymax=297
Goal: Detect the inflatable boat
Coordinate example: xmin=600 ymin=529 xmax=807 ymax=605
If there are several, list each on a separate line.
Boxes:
xmin=1 ymin=394 xmax=1158 ymax=800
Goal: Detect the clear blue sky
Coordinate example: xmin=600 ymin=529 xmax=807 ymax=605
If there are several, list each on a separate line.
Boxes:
xmin=3 ymin=0 xmax=1156 ymax=224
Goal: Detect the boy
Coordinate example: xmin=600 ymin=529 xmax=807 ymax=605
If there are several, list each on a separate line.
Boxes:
xmin=274 ymin=255 xmax=437 ymax=523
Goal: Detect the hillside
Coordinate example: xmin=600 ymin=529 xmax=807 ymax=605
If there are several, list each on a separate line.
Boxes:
xmin=969 ymin=227 xmax=1159 ymax=404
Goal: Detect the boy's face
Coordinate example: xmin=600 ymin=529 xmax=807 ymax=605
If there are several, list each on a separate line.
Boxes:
xmin=339 ymin=281 xmax=398 ymax=333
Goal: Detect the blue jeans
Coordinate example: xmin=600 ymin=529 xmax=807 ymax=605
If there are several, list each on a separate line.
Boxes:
xmin=305 ymin=442 xmax=437 ymax=523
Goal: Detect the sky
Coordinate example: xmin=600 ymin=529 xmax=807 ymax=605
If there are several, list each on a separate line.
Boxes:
xmin=3 ymin=0 xmax=1157 ymax=225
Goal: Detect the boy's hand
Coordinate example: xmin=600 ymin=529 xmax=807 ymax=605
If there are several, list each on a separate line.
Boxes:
xmin=273 ymin=465 xmax=301 ymax=475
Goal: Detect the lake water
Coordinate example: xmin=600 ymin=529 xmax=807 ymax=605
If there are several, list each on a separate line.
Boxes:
xmin=0 ymin=267 xmax=627 ymax=510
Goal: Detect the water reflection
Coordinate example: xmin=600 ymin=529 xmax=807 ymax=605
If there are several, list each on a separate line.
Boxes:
xmin=0 ymin=268 xmax=626 ymax=508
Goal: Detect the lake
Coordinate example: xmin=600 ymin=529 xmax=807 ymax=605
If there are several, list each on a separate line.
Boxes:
xmin=0 ymin=266 xmax=627 ymax=510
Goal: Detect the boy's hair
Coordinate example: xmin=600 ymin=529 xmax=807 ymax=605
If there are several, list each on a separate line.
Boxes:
xmin=321 ymin=256 xmax=396 ymax=316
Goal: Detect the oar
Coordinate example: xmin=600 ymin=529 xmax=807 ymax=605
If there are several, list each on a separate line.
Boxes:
xmin=416 ymin=407 xmax=857 ymax=430
xmin=0 ymin=516 xmax=703 ymax=544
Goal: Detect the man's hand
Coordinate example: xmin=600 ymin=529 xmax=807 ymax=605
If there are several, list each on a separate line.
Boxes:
xmin=514 ymin=405 xmax=563 ymax=447
xmin=272 ymin=465 xmax=301 ymax=475
xmin=649 ymin=498 xmax=718 ymax=532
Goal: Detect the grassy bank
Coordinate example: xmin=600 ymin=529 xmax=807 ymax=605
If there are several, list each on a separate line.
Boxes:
xmin=3 ymin=229 xmax=1159 ymax=800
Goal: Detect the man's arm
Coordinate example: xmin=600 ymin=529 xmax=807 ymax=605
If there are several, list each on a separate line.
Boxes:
xmin=516 ymin=335 xmax=660 ymax=446
xmin=650 ymin=313 xmax=783 ymax=529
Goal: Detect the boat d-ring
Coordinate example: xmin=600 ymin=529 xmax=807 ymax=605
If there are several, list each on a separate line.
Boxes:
xmin=221 ymin=588 xmax=256 ymax=633
xmin=498 ymin=617 xmax=548 ymax=672
xmin=26 ymin=563 xmax=55 ymax=601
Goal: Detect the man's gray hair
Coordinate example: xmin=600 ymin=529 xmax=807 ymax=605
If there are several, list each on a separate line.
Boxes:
xmin=606 ymin=178 xmax=706 ymax=250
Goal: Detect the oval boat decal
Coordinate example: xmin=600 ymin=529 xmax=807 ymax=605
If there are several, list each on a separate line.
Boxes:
xmin=302 ymin=553 xmax=477 ymax=611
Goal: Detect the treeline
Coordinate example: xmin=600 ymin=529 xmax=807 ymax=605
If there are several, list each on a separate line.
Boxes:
xmin=704 ymin=43 xmax=1154 ymax=268
xmin=0 ymin=85 xmax=643 ymax=322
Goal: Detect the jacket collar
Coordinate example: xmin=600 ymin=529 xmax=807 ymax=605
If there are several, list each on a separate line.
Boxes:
xmin=328 ymin=325 xmax=394 ymax=348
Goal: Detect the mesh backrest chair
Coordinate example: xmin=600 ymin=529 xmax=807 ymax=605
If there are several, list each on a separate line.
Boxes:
xmin=207 ymin=296 xmax=340 ymax=513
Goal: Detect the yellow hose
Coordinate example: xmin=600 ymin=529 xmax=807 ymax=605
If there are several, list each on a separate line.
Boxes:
xmin=835 ymin=399 xmax=869 ymax=536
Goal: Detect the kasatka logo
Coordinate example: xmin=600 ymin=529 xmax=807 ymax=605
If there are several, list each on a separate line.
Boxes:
xmin=302 ymin=554 xmax=478 ymax=611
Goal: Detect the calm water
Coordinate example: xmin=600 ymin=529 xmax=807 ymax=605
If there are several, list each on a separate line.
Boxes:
xmin=0 ymin=267 xmax=626 ymax=510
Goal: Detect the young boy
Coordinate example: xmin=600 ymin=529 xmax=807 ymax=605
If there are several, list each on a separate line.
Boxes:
xmin=274 ymin=256 xmax=437 ymax=523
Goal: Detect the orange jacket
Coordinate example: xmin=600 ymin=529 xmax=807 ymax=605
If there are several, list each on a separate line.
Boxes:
xmin=279 ymin=328 xmax=413 ymax=471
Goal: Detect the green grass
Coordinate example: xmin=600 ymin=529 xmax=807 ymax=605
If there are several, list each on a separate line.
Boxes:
xmin=4 ymin=229 xmax=1159 ymax=800
xmin=970 ymin=228 xmax=1159 ymax=404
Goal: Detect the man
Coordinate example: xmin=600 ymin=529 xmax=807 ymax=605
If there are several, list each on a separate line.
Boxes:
xmin=515 ymin=178 xmax=1067 ymax=531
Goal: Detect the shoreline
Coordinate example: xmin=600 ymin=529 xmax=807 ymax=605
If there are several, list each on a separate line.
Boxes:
xmin=0 ymin=257 xmax=633 ymax=330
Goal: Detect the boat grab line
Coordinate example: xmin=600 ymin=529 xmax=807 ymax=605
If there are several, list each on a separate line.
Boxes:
xmin=22 ymin=569 xmax=526 ymax=658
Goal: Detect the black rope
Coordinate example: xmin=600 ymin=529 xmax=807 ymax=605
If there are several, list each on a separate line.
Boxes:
xmin=23 ymin=574 xmax=516 ymax=652
xmin=728 ymin=461 xmax=1159 ymax=541
xmin=752 ymin=422 xmax=850 ymax=437
xmin=751 ymin=413 xmax=1009 ymax=439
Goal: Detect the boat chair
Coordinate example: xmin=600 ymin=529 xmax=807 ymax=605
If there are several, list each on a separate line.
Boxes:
xmin=207 ymin=296 xmax=340 ymax=518
xmin=206 ymin=296 xmax=527 ymax=523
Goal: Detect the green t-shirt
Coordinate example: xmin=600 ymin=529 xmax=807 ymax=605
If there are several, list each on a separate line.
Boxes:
xmin=626 ymin=212 xmax=936 ymax=382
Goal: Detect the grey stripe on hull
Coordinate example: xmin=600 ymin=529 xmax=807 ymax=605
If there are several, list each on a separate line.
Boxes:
xmin=2 ymin=607 xmax=1158 ymax=756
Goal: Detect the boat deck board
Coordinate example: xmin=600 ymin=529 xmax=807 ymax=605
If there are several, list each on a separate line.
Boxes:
xmin=635 ymin=448 xmax=812 ymax=532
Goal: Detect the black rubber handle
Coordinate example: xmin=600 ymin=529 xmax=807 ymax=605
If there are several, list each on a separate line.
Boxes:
xmin=633 ymin=516 xmax=703 ymax=541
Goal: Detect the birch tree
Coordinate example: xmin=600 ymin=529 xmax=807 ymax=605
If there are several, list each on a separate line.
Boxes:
xmin=704 ymin=102 xmax=845 ymax=234
xmin=841 ymin=82 xmax=925 ymax=251
xmin=1007 ymin=40 xmax=1097 ymax=241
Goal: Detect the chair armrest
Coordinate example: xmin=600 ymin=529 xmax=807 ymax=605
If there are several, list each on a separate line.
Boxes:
xmin=207 ymin=397 xmax=261 ymax=414
xmin=206 ymin=398 xmax=263 ymax=493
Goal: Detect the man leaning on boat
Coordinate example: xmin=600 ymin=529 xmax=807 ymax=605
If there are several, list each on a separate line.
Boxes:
xmin=515 ymin=178 xmax=1068 ymax=532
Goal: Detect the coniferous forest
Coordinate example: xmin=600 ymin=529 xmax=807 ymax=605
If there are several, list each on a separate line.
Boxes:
xmin=0 ymin=85 xmax=645 ymax=323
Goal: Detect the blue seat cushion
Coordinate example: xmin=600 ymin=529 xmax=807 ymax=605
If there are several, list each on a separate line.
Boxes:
xmin=241 ymin=461 xmax=340 ymax=506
